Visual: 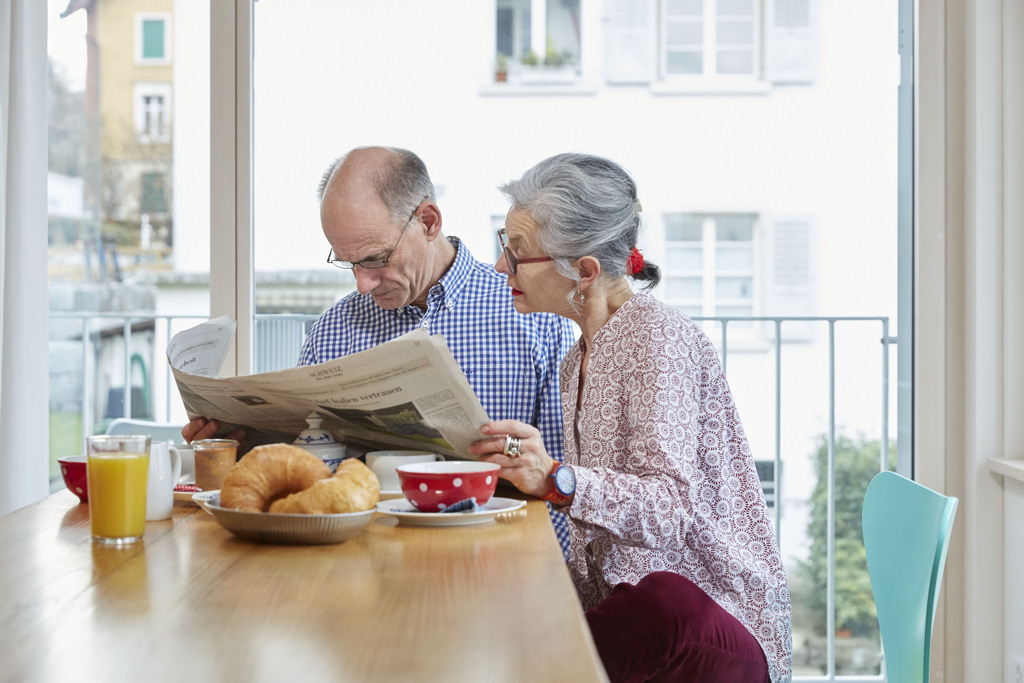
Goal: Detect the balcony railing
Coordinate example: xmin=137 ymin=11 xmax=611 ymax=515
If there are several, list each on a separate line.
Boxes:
xmin=49 ymin=311 xmax=897 ymax=681
xmin=690 ymin=315 xmax=896 ymax=681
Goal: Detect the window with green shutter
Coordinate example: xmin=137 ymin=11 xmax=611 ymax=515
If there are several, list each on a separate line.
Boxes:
xmin=136 ymin=14 xmax=170 ymax=65
xmin=141 ymin=172 xmax=167 ymax=213
xmin=142 ymin=19 xmax=165 ymax=60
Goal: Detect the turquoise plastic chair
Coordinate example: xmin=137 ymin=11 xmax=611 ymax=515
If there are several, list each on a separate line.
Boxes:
xmin=862 ymin=471 xmax=958 ymax=683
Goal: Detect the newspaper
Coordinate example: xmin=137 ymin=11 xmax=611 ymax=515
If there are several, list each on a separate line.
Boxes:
xmin=167 ymin=316 xmax=492 ymax=459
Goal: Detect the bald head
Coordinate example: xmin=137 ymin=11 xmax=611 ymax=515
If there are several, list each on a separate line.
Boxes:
xmin=318 ymin=146 xmax=435 ymax=223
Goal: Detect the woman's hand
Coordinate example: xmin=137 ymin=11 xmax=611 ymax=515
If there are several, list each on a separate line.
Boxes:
xmin=468 ymin=419 xmax=555 ymax=498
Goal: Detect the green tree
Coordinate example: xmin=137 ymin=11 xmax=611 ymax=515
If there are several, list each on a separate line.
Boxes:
xmin=793 ymin=433 xmax=896 ymax=638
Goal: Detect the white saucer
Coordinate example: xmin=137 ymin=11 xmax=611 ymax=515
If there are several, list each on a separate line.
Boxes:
xmin=375 ymin=496 xmax=526 ymax=526
xmin=173 ymin=483 xmax=199 ymax=504
xmin=191 ymin=489 xmax=220 ymax=514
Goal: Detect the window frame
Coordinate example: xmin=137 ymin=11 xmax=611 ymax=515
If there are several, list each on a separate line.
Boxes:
xmin=662 ymin=212 xmax=758 ymax=319
xmin=495 ymin=0 xmax=531 ymax=62
xmin=132 ymin=83 xmax=172 ymax=143
xmin=490 ymin=0 xmax=585 ymax=88
xmin=660 ymin=0 xmax=762 ymax=82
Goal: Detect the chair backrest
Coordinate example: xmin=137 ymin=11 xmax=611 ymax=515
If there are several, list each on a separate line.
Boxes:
xmin=105 ymin=418 xmax=187 ymax=445
xmin=862 ymin=471 xmax=958 ymax=683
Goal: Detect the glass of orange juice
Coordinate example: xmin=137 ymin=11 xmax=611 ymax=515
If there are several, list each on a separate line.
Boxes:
xmin=86 ymin=434 xmax=151 ymax=545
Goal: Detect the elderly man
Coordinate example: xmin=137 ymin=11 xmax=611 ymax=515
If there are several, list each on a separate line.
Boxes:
xmin=184 ymin=146 xmax=576 ymax=554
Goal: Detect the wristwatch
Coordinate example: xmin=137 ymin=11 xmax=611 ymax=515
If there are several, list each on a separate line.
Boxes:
xmin=541 ymin=460 xmax=575 ymax=506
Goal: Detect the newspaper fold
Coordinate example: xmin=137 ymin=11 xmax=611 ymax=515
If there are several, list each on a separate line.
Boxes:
xmin=167 ymin=317 xmax=492 ymax=459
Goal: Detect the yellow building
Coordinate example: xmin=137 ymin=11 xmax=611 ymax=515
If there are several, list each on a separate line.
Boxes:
xmin=63 ymin=0 xmax=174 ymax=241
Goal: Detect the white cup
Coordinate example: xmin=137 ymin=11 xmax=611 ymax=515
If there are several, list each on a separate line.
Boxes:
xmin=147 ymin=440 xmax=183 ymax=521
xmin=365 ymin=450 xmax=443 ymax=492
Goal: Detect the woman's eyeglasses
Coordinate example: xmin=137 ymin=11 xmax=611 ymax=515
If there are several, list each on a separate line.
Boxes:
xmin=327 ymin=196 xmax=428 ymax=270
xmin=497 ymin=229 xmax=554 ymax=275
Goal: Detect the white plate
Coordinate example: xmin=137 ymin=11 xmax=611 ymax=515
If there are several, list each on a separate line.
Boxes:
xmin=201 ymin=492 xmax=374 ymax=544
xmin=375 ymin=496 xmax=527 ymax=526
xmin=173 ymin=490 xmax=198 ymax=504
xmin=173 ymin=484 xmax=202 ymax=505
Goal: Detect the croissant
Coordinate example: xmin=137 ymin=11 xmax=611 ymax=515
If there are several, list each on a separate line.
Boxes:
xmin=219 ymin=443 xmax=331 ymax=512
xmin=269 ymin=458 xmax=380 ymax=514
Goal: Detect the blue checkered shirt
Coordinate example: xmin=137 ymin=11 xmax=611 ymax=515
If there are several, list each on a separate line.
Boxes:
xmin=299 ymin=237 xmax=577 ymax=558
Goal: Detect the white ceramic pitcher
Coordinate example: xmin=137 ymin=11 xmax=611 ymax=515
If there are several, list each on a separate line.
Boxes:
xmin=146 ymin=440 xmax=183 ymax=521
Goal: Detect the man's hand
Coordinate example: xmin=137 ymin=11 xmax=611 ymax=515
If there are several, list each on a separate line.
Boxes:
xmin=181 ymin=417 xmax=246 ymax=445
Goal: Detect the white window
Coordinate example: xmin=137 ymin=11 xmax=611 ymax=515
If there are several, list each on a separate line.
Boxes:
xmin=604 ymin=0 xmax=817 ymax=88
xmin=495 ymin=0 xmax=581 ymax=81
xmin=663 ymin=0 xmax=759 ymax=78
xmin=661 ymin=211 xmax=816 ymax=341
xmin=663 ymin=212 xmax=757 ymax=320
xmin=133 ymin=83 xmax=172 ymax=143
xmin=136 ymin=13 xmax=171 ymax=65
xmin=496 ymin=0 xmax=531 ymax=60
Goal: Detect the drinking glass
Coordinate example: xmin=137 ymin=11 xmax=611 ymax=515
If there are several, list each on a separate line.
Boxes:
xmin=193 ymin=439 xmax=239 ymax=491
xmin=86 ymin=434 xmax=151 ymax=545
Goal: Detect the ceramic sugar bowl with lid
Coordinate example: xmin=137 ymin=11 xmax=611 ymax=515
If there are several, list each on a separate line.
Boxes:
xmin=294 ymin=412 xmax=347 ymax=472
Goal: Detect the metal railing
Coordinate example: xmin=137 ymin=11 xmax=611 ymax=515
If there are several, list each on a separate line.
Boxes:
xmin=49 ymin=311 xmax=896 ymax=681
xmin=50 ymin=312 xmax=316 ymax=445
xmin=691 ymin=316 xmax=893 ymax=543
xmin=689 ymin=315 xmax=895 ymax=681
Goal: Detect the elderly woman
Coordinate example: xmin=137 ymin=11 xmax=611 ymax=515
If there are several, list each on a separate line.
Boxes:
xmin=469 ymin=153 xmax=792 ymax=682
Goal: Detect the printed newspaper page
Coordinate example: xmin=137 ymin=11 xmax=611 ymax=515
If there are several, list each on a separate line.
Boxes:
xmin=167 ymin=319 xmax=491 ymax=459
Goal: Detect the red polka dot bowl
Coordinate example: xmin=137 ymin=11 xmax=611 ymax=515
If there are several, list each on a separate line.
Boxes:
xmin=58 ymin=455 xmax=89 ymax=503
xmin=397 ymin=461 xmax=501 ymax=512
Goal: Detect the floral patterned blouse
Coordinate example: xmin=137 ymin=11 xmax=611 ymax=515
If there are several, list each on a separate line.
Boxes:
xmin=561 ymin=291 xmax=793 ymax=683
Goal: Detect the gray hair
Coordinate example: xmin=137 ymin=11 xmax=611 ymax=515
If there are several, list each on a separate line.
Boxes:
xmin=317 ymin=146 xmax=436 ymax=222
xmin=499 ymin=153 xmax=659 ymax=290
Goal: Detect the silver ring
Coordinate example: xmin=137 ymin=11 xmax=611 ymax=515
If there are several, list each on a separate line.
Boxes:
xmin=503 ymin=434 xmax=521 ymax=459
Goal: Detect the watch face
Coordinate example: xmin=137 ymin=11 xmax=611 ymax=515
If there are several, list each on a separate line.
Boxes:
xmin=554 ymin=465 xmax=576 ymax=496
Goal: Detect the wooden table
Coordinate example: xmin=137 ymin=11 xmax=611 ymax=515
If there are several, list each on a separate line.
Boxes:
xmin=0 ymin=490 xmax=607 ymax=682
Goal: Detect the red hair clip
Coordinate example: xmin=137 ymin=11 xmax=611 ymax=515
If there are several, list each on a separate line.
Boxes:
xmin=627 ymin=246 xmax=645 ymax=276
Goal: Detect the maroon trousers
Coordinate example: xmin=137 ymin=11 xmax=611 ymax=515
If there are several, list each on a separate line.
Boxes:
xmin=585 ymin=572 xmax=770 ymax=683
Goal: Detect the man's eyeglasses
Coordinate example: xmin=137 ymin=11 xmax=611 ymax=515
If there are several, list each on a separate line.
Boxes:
xmin=497 ymin=229 xmax=554 ymax=275
xmin=327 ymin=195 xmax=428 ymax=270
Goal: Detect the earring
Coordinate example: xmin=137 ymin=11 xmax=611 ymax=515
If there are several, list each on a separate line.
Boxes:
xmin=573 ymin=288 xmax=585 ymax=305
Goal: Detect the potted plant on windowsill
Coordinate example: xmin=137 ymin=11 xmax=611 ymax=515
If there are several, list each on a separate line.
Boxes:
xmin=519 ymin=40 xmax=577 ymax=85
xmin=520 ymin=48 xmax=540 ymax=68
xmin=494 ymin=52 xmax=509 ymax=83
